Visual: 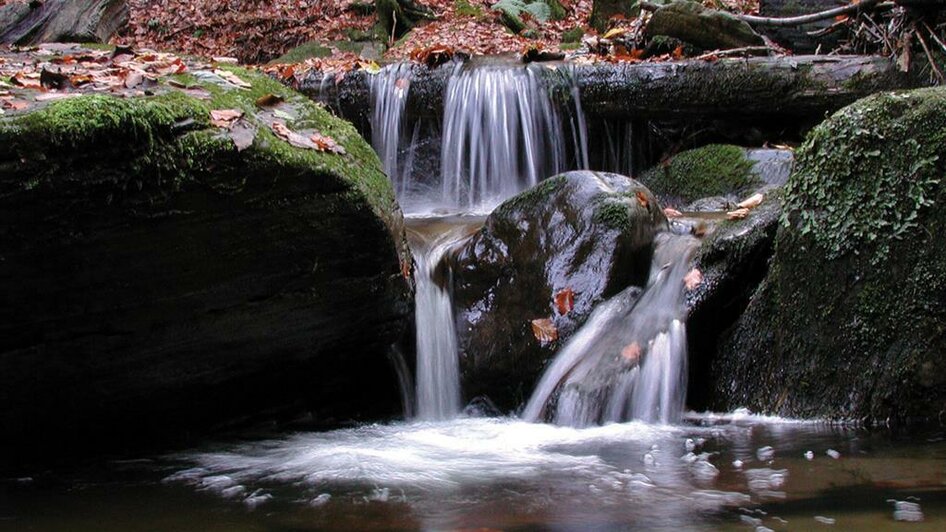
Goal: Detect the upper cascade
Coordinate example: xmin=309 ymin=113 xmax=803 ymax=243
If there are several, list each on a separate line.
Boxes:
xmin=369 ymin=60 xmax=589 ymax=214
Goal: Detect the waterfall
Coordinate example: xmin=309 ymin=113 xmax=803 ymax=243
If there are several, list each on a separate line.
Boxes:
xmin=439 ymin=62 xmax=588 ymax=211
xmin=407 ymin=219 xmax=479 ymax=420
xmin=369 ymin=63 xmax=412 ymax=194
xmin=522 ymin=233 xmax=698 ymax=426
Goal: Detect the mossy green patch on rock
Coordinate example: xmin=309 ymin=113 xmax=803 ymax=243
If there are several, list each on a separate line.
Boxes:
xmin=712 ymin=87 xmax=946 ymax=424
xmin=782 ymin=88 xmax=946 ymax=263
xmin=639 ymin=144 xmax=756 ymax=203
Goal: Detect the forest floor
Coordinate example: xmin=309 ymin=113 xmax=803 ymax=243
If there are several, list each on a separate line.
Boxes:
xmin=116 ymin=0 xmax=754 ymax=64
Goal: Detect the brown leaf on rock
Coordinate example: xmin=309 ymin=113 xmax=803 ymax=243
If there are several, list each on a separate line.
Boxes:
xmin=635 ymin=190 xmax=649 ymax=208
xmin=663 ymin=207 xmax=683 ymax=218
xmin=726 ymin=208 xmax=750 ymax=220
xmin=228 ymin=121 xmax=256 ymax=151
xmin=684 ymin=268 xmax=704 ymax=291
xmin=531 ymin=318 xmax=558 ymax=345
xmin=213 ymin=68 xmax=251 ymax=89
xmin=271 ymin=120 xmax=317 ymax=149
xmin=210 ymin=108 xmax=244 ymax=128
xmin=310 ymin=132 xmax=346 ymax=154
xmin=736 ymin=193 xmax=764 ymax=210
xmin=554 ymin=287 xmax=575 ymax=316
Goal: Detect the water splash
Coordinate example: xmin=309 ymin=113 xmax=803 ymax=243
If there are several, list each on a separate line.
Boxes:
xmin=523 ymin=233 xmax=698 ymax=426
xmin=439 ymin=62 xmax=588 ymax=211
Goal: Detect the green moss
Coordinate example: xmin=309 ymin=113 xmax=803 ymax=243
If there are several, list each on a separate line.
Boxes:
xmin=0 ymin=65 xmax=398 ymax=221
xmin=499 ymin=174 xmax=567 ymax=212
xmin=782 ymin=87 xmax=946 ymax=263
xmin=269 ymin=41 xmax=333 ymax=64
xmin=561 ymin=26 xmax=584 ymax=44
xmin=639 ymin=144 xmax=755 ymax=202
xmin=455 ymin=0 xmax=485 ymax=17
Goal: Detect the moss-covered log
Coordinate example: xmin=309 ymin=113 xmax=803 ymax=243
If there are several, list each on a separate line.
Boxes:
xmin=0 ymin=60 xmax=413 ymax=456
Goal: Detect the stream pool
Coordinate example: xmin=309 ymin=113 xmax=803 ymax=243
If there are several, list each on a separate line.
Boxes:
xmin=2 ymin=413 xmax=944 ymax=531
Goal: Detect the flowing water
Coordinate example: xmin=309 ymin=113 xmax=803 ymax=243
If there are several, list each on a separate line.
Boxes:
xmin=405 ymin=216 xmax=481 ymax=420
xmin=524 ymin=233 xmax=698 ymax=426
xmin=3 ymin=415 xmax=945 ymax=530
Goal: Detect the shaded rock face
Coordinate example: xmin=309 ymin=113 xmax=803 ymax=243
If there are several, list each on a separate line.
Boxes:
xmin=0 ymin=67 xmax=412 ymax=457
xmin=0 ymin=0 xmax=128 ymax=45
xmin=450 ymin=171 xmax=667 ymax=410
xmin=686 ymin=197 xmax=782 ymax=409
xmin=712 ymin=88 xmax=946 ymax=424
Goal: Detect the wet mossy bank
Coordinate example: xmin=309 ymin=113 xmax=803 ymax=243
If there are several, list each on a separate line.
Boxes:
xmin=0 ymin=62 xmax=413 ymax=457
xmin=711 ymin=87 xmax=946 ymax=425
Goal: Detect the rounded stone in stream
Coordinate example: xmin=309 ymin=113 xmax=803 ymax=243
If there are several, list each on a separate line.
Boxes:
xmin=450 ymin=171 xmax=667 ymax=411
xmin=712 ymin=87 xmax=946 ymax=424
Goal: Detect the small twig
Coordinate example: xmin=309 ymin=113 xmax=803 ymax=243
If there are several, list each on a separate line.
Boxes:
xmin=915 ymin=23 xmax=945 ymax=83
xmin=694 ymin=46 xmax=773 ymax=60
xmin=807 ymin=18 xmax=849 ymax=38
xmin=924 ymin=21 xmax=946 ymax=56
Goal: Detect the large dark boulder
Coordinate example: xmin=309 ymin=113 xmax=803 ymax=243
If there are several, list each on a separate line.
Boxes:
xmin=711 ymin=87 xmax=946 ymax=424
xmin=0 ymin=0 xmax=127 ymax=45
xmin=450 ymin=171 xmax=667 ymax=410
xmin=0 ymin=59 xmax=412 ymax=457
xmin=645 ymin=0 xmax=764 ymax=51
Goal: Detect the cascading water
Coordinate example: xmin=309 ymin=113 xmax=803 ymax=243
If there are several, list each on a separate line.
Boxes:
xmin=406 ymin=219 xmax=479 ymax=420
xmin=439 ymin=62 xmax=588 ymax=211
xmin=523 ymin=233 xmax=699 ymax=426
xmin=369 ymin=63 xmax=412 ymax=192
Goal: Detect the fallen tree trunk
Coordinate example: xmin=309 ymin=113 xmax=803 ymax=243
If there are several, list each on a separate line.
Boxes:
xmin=295 ymin=55 xmax=920 ymax=126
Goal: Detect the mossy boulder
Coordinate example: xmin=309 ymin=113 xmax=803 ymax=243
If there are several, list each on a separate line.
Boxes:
xmin=638 ymin=144 xmax=759 ymax=205
xmin=0 ymin=61 xmax=413 ymax=455
xmin=645 ymin=0 xmax=763 ymax=51
xmin=711 ymin=87 xmax=946 ymax=424
xmin=450 ymin=171 xmax=667 ymax=410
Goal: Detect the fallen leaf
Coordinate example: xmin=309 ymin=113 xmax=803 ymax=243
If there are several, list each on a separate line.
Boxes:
xmin=726 ymin=208 xmax=750 ymax=220
xmin=210 ymin=108 xmax=244 ymax=128
xmin=684 ymin=268 xmax=703 ymax=291
xmin=531 ymin=318 xmax=558 ymax=345
xmin=271 ymin=120 xmax=317 ymax=149
xmin=358 ymin=60 xmax=381 ymax=74
xmin=603 ymin=27 xmax=627 ymax=40
xmin=621 ymin=342 xmax=641 ymax=363
xmin=737 ymin=193 xmax=764 ymax=210
xmin=228 ymin=121 xmax=255 ymax=151
xmin=635 ymin=190 xmax=649 ymax=208
xmin=663 ymin=207 xmax=683 ymax=218
xmin=255 ymin=93 xmax=284 ymax=107
xmin=554 ymin=287 xmax=574 ymax=316
xmin=213 ymin=68 xmax=251 ymax=89
xmin=310 ymin=131 xmax=346 ymax=154
xmin=401 ymin=259 xmax=411 ymax=279
xmin=124 ymin=70 xmax=144 ymax=89
xmin=672 ymin=45 xmax=686 ymax=60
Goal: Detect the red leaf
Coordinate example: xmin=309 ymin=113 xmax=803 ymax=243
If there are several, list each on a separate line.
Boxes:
xmin=554 ymin=287 xmax=574 ymax=316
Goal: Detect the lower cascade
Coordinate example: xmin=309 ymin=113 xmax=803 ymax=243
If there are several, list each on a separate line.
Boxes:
xmin=523 ymin=233 xmax=699 ymax=426
xmin=406 ymin=217 xmax=479 ymax=420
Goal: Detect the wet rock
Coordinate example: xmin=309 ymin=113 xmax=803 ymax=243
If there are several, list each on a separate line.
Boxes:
xmin=0 ymin=64 xmax=412 ymax=456
xmin=645 ymin=0 xmax=764 ymax=52
xmin=686 ymin=196 xmax=782 ymax=408
xmin=450 ymin=171 xmax=667 ymax=410
xmin=0 ymin=0 xmax=128 ymax=45
xmin=712 ymin=87 xmax=946 ymax=424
